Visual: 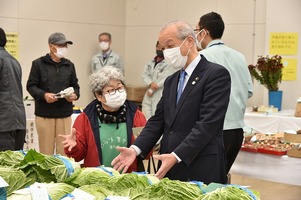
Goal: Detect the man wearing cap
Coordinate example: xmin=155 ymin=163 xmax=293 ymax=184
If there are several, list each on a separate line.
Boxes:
xmin=27 ymin=32 xmax=80 ymax=156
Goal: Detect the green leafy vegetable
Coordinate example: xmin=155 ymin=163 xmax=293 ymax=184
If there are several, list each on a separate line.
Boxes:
xmin=65 ymin=167 xmax=113 ymax=187
xmin=107 ymin=173 xmax=150 ymax=191
xmin=47 ymin=182 xmax=75 ymax=200
xmin=196 ymin=185 xmax=261 ymax=200
xmin=135 ymin=178 xmax=205 ymax=200
xmin=0 ymin=166 xmax=33 ymax=196
xmin=0 ymin=150 xmax=25 ymax=167
xmin=7 ymin=182 xmax=75 ymax=200
xmin=18 ymin=149 xmax=80 ymax=183
xmin=79 ymin=184 xmax=114 ymax=199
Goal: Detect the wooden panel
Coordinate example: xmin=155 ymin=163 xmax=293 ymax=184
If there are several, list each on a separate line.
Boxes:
xmin=126 ymin=85 xmax=147 ymax=103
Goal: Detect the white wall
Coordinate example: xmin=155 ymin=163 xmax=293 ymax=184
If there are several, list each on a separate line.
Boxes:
xmin=265 ymin=0 xmax=301 ymax=109
xmin=1 ymin=0 xmax=300 ymax=110
xmin=125 ymin=0 xmax=267 ymax=108
xmin=0 ymin=0 xmax=126 ymax=107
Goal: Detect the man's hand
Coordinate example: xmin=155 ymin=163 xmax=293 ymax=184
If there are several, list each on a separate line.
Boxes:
xmin=44 ymin=93 xmax=58 ymax=103
xmin=153 ymin=153 xmax=177 ymax=179
xmin=59 ymin=128 xmax=77 ymax=152
xmin=111 ymin=147 xmax=137 ymax=174
xmin=147 ymin=89 xmax=154 ymax=97
xmin=66 ymin=93 xmax=78 ymax=102
xmin=149 ymin=82 xmax=158 ymax=91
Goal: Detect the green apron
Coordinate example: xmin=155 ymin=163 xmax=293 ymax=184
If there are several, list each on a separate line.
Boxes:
xmin=98 ymin=120 xmax=127 ymax=167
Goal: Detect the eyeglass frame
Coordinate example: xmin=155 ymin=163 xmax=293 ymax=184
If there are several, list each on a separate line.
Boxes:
xmin=103 ymin=85 xmax=125 ymax=96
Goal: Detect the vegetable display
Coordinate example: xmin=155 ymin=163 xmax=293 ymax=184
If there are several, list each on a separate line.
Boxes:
xmin=0 ymin=150 xmax=261 ymax=199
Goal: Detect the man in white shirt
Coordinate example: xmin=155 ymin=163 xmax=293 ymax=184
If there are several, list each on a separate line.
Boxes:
xmin=196 ymin=12 xmax=253 ymax=174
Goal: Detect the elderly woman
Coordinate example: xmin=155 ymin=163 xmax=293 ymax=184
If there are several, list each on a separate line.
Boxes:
xmin=60 ymin=66 xmax=146 ymax=171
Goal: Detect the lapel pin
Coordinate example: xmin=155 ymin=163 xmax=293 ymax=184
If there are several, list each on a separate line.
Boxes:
xmin=192 ymin=77 xmax=199 ymax=85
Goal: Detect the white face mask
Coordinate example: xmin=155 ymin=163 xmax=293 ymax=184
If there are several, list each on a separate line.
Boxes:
xmin=196 ymin=29 xmax=206 ymax=50
xmin=163 ymin=37 xmax=190 ymax=69
xmin=99 ymin=42 xmax=110 ymax=51
xmin=54 ymin=47 xmax=68 ymax=58
xmin=104 ymin=90 xmax=127 ymax=110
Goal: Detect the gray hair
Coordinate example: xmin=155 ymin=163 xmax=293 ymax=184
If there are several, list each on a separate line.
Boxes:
xmin=160 ymin=20 xmax=196 ymax=42
xmin=89 ymin=66 xmax=125 ymax=94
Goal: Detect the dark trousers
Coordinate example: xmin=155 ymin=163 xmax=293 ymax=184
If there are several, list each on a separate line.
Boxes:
xmin=223 ymin=128 xmax=244 ymax=174
xmin=0 ymin=130 xmax=26 ymax=151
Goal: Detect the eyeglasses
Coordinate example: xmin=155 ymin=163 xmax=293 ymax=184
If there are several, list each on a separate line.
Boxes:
xmin=105 ymin=86 xmax=125 ymax=96
xmin=194 ymin=29 xmax=201 ymax=32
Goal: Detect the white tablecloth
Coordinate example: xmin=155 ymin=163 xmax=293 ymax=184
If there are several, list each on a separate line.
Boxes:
xmin=231 ymin=151 xmax=301 ymax=186
xmin=244 ymin=109 xmax=301 ymax=133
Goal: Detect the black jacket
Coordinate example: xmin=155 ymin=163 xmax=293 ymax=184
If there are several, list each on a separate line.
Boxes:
xmin=26 ymin=54 xmax=80 ymax=118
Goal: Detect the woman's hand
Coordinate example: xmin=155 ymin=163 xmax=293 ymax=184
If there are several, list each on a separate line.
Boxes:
xmin=59 ymin=128 xmax=77 ymax=151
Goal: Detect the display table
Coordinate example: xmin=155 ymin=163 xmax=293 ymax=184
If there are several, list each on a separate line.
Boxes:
xmin=231 ymin=151 xmax=301 ymax=186
xmin=244 ymin=109 xmax=301 ymax=133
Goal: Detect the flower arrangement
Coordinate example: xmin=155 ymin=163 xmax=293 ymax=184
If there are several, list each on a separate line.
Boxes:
xmin=248 ymin=55 xmax=284 ymax=91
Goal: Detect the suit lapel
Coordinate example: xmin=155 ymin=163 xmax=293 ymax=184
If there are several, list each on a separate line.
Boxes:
xmin=172 ymin=57 xmax=207 ymax=122
xmin=169 ymin=70 xmax=181 ymax=118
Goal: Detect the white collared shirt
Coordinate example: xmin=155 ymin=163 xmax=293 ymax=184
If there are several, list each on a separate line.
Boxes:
xmin=181 ymin=54 xmax=201 ymax=90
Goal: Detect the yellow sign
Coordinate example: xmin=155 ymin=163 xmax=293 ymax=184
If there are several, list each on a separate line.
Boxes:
xmin=4 ymin=32 xmax=19 ymax=59
xmin=269 ymin=33 xmax=298 ymax=55
xmin=282 ymin=58 xmax=297 ymax=81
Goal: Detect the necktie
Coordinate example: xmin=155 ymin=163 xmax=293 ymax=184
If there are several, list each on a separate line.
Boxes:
xmin=103 ymin=54 xmax=107 ymax=61
xmin=177 ymin=70 xmax=186 ymax=103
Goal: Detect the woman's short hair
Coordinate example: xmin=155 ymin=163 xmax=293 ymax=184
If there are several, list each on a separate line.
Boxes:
xmin=89 ymin=66 xmax=125 ymax=95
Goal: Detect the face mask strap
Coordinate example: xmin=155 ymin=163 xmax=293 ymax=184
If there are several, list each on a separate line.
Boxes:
xmin=180 ymin=36 xmax=192 ymax=56
xmin=179 ymin=37 xmax=188 ymax=48
xmin=196 ymin=29 xmax=208 ymax=50
xmin=186 ymin=47 xmax=191 ymax=56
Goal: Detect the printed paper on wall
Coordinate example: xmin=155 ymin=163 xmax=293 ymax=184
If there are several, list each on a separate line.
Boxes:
xmin=269 ymin=33 xmax=298 ymax=55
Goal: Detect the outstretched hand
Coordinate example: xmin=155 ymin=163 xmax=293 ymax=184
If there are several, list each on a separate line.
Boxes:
xmin=59 ymin=128 xmax=77 ymax=151
xmin=111 ymin=147 xmax=137 ymax=174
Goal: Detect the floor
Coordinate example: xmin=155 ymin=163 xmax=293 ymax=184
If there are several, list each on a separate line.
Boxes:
xmin=231 ymin=173 xmax=301 ymax=200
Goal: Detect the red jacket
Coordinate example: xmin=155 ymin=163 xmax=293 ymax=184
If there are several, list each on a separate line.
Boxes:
xmin=65 ymin=100 xmax=146 ymax=171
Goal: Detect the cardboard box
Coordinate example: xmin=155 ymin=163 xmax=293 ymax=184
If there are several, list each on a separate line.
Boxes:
xmin=287 ymin=148 xmax=301 ymax=158
xmin=284 ymin=132 xmax=301 ymax=143
xmin=284 ymin=132 xmax=301 ymax=158
xmin=126 ymin=85 xmax=147 ymax=102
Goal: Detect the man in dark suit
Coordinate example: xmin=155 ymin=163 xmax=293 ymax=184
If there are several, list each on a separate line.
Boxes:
xmin=112 ymin=20 xmax=231 ymax=184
